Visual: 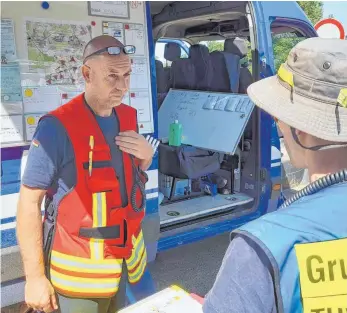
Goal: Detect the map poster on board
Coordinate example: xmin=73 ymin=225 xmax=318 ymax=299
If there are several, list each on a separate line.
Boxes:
xmin=88 ymin=1 xmax=130 ymax=19
xmin=25 ymin=18 xmax=92 ymax=86
xmin=102 ymin=21 xmax=124 ymax=43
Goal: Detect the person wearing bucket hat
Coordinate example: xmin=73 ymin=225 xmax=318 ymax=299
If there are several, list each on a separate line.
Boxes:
xmin=203 ymin=38 xmax=347 ymax=313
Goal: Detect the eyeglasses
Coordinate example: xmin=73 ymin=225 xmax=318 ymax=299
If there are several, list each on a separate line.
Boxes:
xmin=84 ymin=45 xmax=136 ymax=63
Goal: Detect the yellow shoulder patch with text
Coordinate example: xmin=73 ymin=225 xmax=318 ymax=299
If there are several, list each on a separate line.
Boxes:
xmin=295 ymin=238 xmax=347 ymax=313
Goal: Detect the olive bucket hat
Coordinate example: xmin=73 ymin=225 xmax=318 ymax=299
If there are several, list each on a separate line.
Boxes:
xmin=247 ymin=37 xmax=347 ymax=143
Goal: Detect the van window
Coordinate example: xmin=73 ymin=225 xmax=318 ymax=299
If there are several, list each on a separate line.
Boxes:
xmin=272 ymin=30 xmax=306 ymax=72
xmin=270 ymin=26 xmax=310 ymax=193
xmin=155 ymin=41 xmax=188 ymax=67
xmin=200 ymin=40 xmax=224 ymax=52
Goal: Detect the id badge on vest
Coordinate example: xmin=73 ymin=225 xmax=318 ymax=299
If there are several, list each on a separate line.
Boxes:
xmin=295 ymin=238 xmax=347 ymax=313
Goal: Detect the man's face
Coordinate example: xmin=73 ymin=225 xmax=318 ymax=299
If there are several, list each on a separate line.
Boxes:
xmin=277 ymin=120 xmax=306 ymax=169
xmin=84 ymin=53 xmax=131 ymax=107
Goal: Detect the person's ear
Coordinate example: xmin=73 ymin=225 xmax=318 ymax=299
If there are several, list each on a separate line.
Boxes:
xmin=82 ymin=64 xmax=91 ymax=83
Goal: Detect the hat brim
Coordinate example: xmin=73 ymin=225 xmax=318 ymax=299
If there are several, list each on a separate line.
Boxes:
xmin=247 ymin=76 xmax=347 ymax=142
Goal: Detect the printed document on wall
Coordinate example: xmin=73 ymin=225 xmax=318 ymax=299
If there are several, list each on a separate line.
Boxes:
xmin=89 ymin=1 xmax=129 ymax=19
xmin=130 ymin=91 xmax=151 ymax=122
xmin=0 ymin=115 xmax=24 ymax=143
xmin=1 ymin=63 xmax=22 ymax=103
xmin=130 ymin=58 xmax=149 ymax=89
xmin=25 ymin=114 xmax=44 ymax=141
xmin=23 ymin=86 xmax=61 ymax=113
xmin=1 ymin=19 xmax=17 ymax=62
xmin=125 ymin=23 xmax=145 ymax=56
xmin=25 ymin=19 xmax=92 ymax=86
xmin=102 ymin=21 xmax=124 ymax=43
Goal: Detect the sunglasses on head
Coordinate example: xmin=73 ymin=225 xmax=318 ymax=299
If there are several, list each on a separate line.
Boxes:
xmin=84 ymin=45 xmax=136 ymax=63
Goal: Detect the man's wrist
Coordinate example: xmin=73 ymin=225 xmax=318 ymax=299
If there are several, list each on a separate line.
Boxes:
xmin=139 ymin=156 xmax=152 ymax=171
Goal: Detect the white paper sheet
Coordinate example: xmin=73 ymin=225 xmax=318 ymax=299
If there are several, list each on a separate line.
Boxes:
xmin=1 ymin=19 xmax=17 ymax=63
xmin=0 ymin=115 xmax=24 ymax=143
xmin=119 ymin=286 xmax=203 ymax=313
xmin=130 ymin=91 xmax=151 ymax=122
xmin=89 ymin=1 xmax=129 ymax=18
xmin=23 ymin=86 xmax=61 ymax=113
xmin=60 ymin=91 xmax=82 ymax=105
xmin=102 ymin=21 xmax=124 ymax=44
xmin=24 ymin=113 xmax=44 ymax=141
xmin=124 ymin=23 xmax=145 ymax=56
xmin=122 ymin=91 xmax=130 ymax=106
xmin=130 ymin=58 xmax=149 ymax=89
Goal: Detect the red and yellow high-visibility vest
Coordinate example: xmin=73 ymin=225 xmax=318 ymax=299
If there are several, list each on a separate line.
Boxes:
xmin=43 ymin=94 xmax=147 ymax=298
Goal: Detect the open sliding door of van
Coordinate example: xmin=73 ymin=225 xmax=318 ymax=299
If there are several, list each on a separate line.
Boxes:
xmin=250 ymin=1 xmax=318 ymax=212
xmin=150 ymin=1 xmax=275 ymax=251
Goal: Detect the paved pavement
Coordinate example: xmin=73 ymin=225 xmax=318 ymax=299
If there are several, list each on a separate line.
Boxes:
xmin=149 ymin=232 xmax=230 ymax=296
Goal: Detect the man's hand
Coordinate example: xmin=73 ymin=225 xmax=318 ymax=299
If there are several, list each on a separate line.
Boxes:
xmin=25 ymin=276 xmax=58 ymax=313
xmin=116 ymin=131 xmax=154 ymax=161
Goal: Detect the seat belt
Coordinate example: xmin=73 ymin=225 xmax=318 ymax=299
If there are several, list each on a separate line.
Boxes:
xmin=222 ymin=53 xmax=241 ymax=93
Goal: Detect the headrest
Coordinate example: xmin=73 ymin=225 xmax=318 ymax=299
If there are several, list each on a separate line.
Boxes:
xmin=224 ymin=38 xmax=248 ymax=57
xmin=164 ymin=43 xmax=181 ymax=61
xmin=189 ymin=44 xmax=210 ymax=59
xmin=155 ymin=59 xmax=164 ymax=70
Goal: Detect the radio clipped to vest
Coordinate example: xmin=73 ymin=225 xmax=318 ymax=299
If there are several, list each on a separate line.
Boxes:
xmin=41 ymin=94 xmax=148 ymax=298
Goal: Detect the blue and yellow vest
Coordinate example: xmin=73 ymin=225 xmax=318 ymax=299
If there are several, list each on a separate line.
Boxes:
xmin=232 ymin=182 xmax=347 ymax=313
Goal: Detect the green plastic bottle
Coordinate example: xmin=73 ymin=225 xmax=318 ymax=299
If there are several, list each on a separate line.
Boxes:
xmin=169 ymin=120 xmax=182 ymax=146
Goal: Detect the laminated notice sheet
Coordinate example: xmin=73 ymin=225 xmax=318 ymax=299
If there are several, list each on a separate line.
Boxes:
xmin=23 ymin=86 xmax=61 ymax=113
xmin=119 ymin=286 xmax=202 ymax=313
xmin=1 ymin=63 xmax=22 ymax=103
xmin=1 ymin=19 xmax=17 ymax=62
xmin=130 ymin=91 xmax=151 ymax=122
xmin=130 ymin=58 xmax=149 ymax=89
xmin=0 ymin=115 xmax=24 ymax=143
xmin=102 ymin=21 xmax=124 ymax=43
xmin=24 ymin=114 xmax=44 ymax=141
xmin=124 ymin=23 xmax=145 ymax=56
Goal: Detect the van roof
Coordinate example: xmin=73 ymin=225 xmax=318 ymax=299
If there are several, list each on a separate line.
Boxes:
xmin=150 ymin=1 xmax=248 ymax=42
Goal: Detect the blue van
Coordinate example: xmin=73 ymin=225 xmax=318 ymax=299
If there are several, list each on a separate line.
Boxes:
xmin=145 ymin=1 xmax=317 ymax=258
xmin=0 ymin=1 xmax=318 ymax=308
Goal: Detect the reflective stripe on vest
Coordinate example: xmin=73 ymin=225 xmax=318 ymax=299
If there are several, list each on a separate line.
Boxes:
xmin=126 ymin=230 xmax=147 ymax=284
xmin=91 ymin=192 xmax=107 ymax=261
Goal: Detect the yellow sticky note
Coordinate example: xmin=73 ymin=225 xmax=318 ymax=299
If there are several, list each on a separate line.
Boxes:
xmin=24 ymin=89 xmax=33 ymax=97
xmin=27 ymin=116 xmax=35 ymax=125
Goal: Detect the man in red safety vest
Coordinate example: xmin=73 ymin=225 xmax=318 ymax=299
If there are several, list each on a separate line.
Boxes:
xmin=17 ymin=35 xmax=155 ymax=313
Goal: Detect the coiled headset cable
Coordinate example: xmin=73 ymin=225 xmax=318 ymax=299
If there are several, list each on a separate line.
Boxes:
xmin=280 ymin=168 xmax=347 ymax=209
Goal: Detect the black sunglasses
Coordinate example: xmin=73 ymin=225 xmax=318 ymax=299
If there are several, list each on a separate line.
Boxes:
xmin=84 ymin=45 xmax=136 ymax=63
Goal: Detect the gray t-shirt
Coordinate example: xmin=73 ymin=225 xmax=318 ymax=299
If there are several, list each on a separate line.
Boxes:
xmin=203 ymin=235 xmax=277 ymax=313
